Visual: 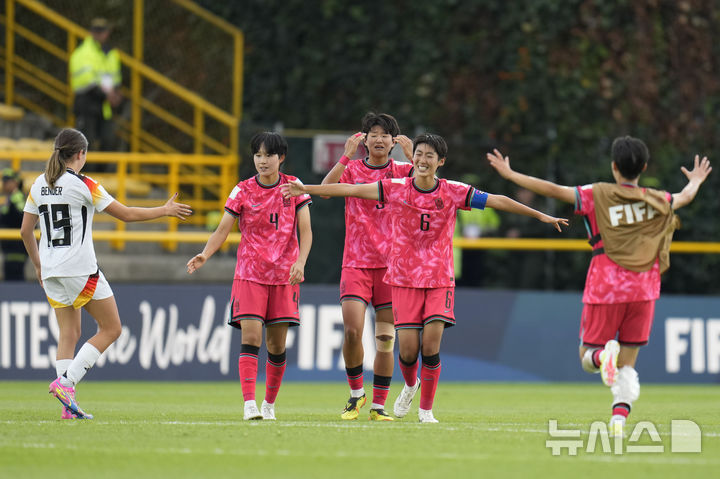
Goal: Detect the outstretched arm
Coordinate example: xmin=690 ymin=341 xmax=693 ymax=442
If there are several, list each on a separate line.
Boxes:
xmin=485 ymin=194 xmax=569 ymax=232
xmin=282 ymin=179 xmax=380 ymax=201
xmin=487 ymin=149 xmax=575 ymax=204
xmin=672 ymin=155 xmax=712 ymax=210
xmin=290 ymin=205 xmax=312 ymax=285
xmin=186 ymin=212 xmax=235 ymax=274
xmin=104 ymin=193 xmax=193 ymax=222
xmin=321 ymin=132 xmax=366 ymax=185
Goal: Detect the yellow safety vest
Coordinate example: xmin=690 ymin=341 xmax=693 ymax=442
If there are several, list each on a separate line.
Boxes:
xmin=69 ymin=37 xmax=121 ymax=120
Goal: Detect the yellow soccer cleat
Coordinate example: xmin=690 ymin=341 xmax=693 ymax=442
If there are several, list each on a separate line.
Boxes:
xmin=341 ymin=394 xmax=366 ymax=420
xmin=369 ymin=408 xmax=394 ymax=421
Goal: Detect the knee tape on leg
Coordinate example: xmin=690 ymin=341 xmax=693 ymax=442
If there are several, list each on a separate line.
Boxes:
xmin=611 ymin=366 xmax=640 ymax=405
xmin=375 ymin=322 xmax=395 ymax=353
xmin=581 ymin=348 xmax=600 ymax=373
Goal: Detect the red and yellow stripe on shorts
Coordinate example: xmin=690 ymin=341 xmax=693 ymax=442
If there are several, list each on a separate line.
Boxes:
xmin=72 ymin=272 xmax=100 ymax=309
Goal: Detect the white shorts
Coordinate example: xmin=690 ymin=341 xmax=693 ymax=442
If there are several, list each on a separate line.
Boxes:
xmin=43 ymin=270 xmax=114 ymax=309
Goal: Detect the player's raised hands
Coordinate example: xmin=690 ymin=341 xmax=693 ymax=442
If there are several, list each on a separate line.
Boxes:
xmin=394 ymin=135 xmax=414 ymax=161
xmin=281 ymin=179 xmax=306 ymax=198
xmin=164 ymin=193 xmax=193 ymax=220
xmin=344 ymin=132 xmax=366 ymax=159
xmin=540 ymin=214 xmax=570 ymax=232
xmin=186 ymin=253 xmax=207 ymax=274
xmin=681 ymin=155 xmax=712 ymax=184
xmin=486 ymin=149 xmax=514 ymax=179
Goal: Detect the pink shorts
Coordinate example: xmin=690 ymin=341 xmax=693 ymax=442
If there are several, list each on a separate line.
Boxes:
xmin=580 ymin=300 xmax=656 ymax=347
xmin=340 ymin=267 xmax=392 ymax=311
xmin=391 ymin=286 xmax=455 ymax=330
xmin=229 ymin=279 xmax=300 ymax=329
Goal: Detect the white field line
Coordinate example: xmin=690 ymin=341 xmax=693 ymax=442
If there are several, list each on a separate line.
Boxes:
xmin=1 ymin=419 xmax=719 ymax=437
xmin=5 ymin=440 xmax=720 ymax=465
xmin=6 ymin=441 xmax=489 ymax=461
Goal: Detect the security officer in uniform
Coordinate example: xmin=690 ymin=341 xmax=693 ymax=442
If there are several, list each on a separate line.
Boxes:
xmin=69 ymin=17 xmax=122 ymax=156
xmin=0 ymin=169 xmax=28 ymax=280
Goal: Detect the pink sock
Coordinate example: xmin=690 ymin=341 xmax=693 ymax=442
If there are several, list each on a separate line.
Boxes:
xmin=613 ymin=403 xmax=631 ymax=418
xmin=372 ymin=375 xmax=391 ymax=407
xmin=345 ymin=365 xmax=364 ymax=391
xmin=399 ymin=357 xmax=419 ymax=387
xmin=238 ymin=347 xmax=259 ymax=401
xmin=592 ymin=349 xmax=603 ymax=368
xmin=419 ymin=358 xmax=441 ymax=410
xmin=264 ymin=351 xmax=287 ymax=404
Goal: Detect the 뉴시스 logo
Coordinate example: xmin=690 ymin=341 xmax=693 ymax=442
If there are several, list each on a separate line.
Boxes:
xmin=545 ymin=419 xmax=702 ymax=455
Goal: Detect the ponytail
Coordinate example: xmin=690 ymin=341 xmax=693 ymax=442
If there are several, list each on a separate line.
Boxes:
xmin=45 ymin=149 xmax=65 ymax=189
xmin=44 ymin=128 xmax=89 ymax=188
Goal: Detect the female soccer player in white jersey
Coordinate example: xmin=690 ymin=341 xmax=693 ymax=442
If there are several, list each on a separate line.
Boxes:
xmin=187 ymin=132 xmax=312 ymax=421
xmin=20 ymin=128 xmax=192 ymax=419
xmin=282 ymin=133 xmax=567 ymax=422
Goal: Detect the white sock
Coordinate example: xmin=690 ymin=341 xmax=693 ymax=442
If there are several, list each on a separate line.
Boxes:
xmin=351 ymin=388 xmax=365 ymax=398
xmin=610 ymin=414 xmax=626 ymax=425
xmin=370 ymin=403 xmax=384 ymax=410
xmin=581 ymin=348 xmax=600 ymax=373
xmin=61 ymin=343 xmax=101 ymax=387
xmin=245 ymin=400 xmax=258 ymax=408
xmin=55 ymin=359 xmax=72 ymax=379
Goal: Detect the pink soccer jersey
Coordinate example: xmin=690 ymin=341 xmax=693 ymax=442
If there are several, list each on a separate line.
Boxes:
xmin=224 ymin=173 xmax=311 ymax=285
xmin=339 ymin=158 xmax=413 ymax=268
xmin=574 ymin=184 xmax=671 ymax=304
xmin=379 ymin=177 xmax=475 ymax=288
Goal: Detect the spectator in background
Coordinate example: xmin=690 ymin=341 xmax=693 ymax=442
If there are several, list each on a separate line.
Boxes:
xmin=0 ymin=169 xmax=27 ymax=280
xmin=454 ymin=173 xmax=500 ymax=287
xmin=69 ymin=17 xmax=122 ymax=158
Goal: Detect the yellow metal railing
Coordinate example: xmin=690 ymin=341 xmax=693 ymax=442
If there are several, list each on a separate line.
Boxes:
xmin=1 ymin=0 xmax=243 ymax=245
xmin=452 ymin=238 xmax=720 ymax=253
xmin=0 ymin=228 xmax=242 ymax=244
xmin=1 ymin=230 xmax=719 ymax=254
xmin=0 ymin=150 xmax=237 ymax=251
xmin=1 ymin=0 xmax=242 ymax=156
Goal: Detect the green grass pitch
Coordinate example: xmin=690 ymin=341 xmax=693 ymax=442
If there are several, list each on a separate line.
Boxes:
xmin=1 ymin=381 xmax=718 ymax=478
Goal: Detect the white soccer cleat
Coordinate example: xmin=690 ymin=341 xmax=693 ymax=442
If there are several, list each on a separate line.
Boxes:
xmin=243 ymin=401 xmax=262 ymax=420
xmin=261 ymin=400 xmax=276 ymax=420
xmin=393 ymin=377 xmax=420 ymax=418
xmin=600 ymin=340 xmax=620 ymax=387
xmin=418 ymin=408 xmax=439 ymax=423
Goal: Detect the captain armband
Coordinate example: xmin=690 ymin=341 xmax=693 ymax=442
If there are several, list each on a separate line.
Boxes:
xmin=471 ymin=190 xmax=488 ymax=209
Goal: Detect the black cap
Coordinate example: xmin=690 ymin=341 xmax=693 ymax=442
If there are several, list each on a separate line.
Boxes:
xmin=2 ymin=168 xmax=20 ymax=182
xmin=90 ymin=18 xmax=110 ymax=32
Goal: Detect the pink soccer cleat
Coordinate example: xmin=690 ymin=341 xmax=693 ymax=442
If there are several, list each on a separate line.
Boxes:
xmin=60 ymin=385 xmax=76 ymax=420
xmin=49 ymin=377 xmax=93 ymax=419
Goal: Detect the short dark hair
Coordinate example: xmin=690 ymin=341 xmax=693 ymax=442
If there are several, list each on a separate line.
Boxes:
xmin=361 ymin=112 xmax=400 ymax=137
xmin=611 ymin=136 xmax=649 ymax=180
xmin=250 ymin=132 xmax=288 ymax=157
xmin=413 ymin=133 xmax=448 ymax=159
